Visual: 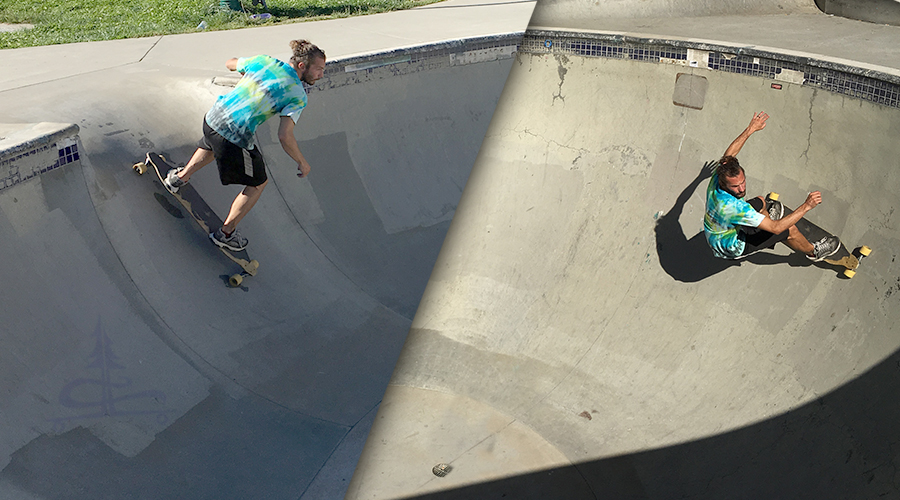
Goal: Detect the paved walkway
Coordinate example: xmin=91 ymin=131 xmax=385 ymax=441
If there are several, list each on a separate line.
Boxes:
xmin=0 ymin=0 xmax=535 ymax=91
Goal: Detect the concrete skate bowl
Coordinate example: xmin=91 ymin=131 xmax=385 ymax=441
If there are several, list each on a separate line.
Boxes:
xmin=346 ymin=31 xmax=900 ymax=499
xmin=0 ymin=35 xmax=518 ymax=500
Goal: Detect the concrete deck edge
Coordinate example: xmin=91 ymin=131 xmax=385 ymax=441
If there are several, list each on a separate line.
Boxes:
xmin=0 ymin=122 xmax=79 ymax=161
xmin=528 ymin=26 xmax=900 ymax=83
xmin=328 ymin=31 xmax=525 ymax=67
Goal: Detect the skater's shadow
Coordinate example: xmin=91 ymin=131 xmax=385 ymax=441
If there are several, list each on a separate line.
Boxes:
xmin=654 ymin=161 xmax=809 ymax=283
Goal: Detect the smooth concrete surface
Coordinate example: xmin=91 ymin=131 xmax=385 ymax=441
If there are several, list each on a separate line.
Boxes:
xmin=1 ymin=0 xmax=534 ymax=90
xmin=347 ymin=2 xmax=900 ymax=498
xmin=0 ymin=1 xmax=535 ymax=498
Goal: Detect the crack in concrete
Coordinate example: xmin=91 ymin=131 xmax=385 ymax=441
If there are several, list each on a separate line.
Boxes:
xmin=139 ymin=36 xmax=164 ymax=63
xmin=552 ymin=54 xmax=568 ymax=104
xmin=0 ymin=36 xmax=164 ymax=95
xmin=516 ymin=127 xmax=588 ymax=161
xmin=801 ymin=89 xmax=818 ymax=164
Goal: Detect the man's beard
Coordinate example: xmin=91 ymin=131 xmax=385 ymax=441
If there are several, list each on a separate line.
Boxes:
xmin=300 ymin=68 xmax=316 ymax=85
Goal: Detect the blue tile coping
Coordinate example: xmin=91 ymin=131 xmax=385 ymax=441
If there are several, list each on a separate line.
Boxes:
xmin=0 ymin=122 xmax=80 ymax=192
xmin=525 ymin=30 xmax=900 ymax=109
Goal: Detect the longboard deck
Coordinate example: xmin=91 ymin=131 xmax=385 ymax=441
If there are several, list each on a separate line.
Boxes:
xmin=770 ymin=196 xmax=857 ymax=270
xmin=793 ymin=217 xmax=857 ymax=269
xmin=134 ymin=152 xmax=259 ymax=286
xmin=755 ymin=193 xmax=871 ymax=277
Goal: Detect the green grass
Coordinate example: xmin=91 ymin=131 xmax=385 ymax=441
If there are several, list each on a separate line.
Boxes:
xmin=0 ymin=0 xmax=440 ymax=49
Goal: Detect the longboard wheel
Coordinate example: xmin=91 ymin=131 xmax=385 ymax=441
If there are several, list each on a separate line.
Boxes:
xmin=768 ymin=192 xmax=779 ymax=201
xmin=248 ymin=259 xmax=260 ymax=274
xmin=860 ymin=245 xmax=872 ymax=257
xmin=229 ymin=274 xmax=243 ymax=287
xmin=843 ymin=269 xmax=856 ymax=279
xmin=133 ymin=162 xmax=148 ymax=175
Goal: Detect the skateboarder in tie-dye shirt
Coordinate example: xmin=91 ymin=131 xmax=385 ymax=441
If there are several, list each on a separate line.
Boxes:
xmin=162 ymin=39 xmax=326 ymax=252
xmin=704 ymin=112 xmax=839 ymax=261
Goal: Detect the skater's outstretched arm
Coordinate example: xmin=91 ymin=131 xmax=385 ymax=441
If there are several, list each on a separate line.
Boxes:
xmin=724 ymin=111 xmax=768 ymax=157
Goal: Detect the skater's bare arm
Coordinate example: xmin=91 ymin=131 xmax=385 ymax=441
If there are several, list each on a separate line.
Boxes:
xmin=278 ymin=116 xmax=312 ymax=178
xmin=225 ymin=58 xmax=239 ymax=71
xmin=724 ymin=112 xmax=768 ymax=157
xmin=757 ymin=191 xmax=821 ymax=234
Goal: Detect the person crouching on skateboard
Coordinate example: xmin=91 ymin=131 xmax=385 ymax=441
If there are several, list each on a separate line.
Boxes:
xmin=704 ymin=111 xmax=840 ymax=261
xmin=163 ymin=39 xmax=326 ymax=251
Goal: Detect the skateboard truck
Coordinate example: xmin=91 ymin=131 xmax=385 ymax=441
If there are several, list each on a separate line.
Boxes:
xmin=842 ymin=245 xmax=872 ymax=279
xmin=227 ymin=260 xmax=259 ymax=287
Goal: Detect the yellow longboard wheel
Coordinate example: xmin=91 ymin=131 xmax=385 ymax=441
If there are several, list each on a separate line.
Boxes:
xmin=229 ymin=274 xmax=243 ymax=287
xmin=248 ymin=260 xmax=260 ymax=274
xmin=768 ymin=192 xmax=779 ymax=201
xmin=860 ymin=246 xmax=872 ymax=257
xmin=133 ymin=162 xmax=147 ymax=175
xmin=843 ymin=269 xmax=856 ymax=279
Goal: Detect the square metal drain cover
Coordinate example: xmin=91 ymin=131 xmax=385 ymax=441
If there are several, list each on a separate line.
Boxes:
xmin=673 ymin=73 xmax=708 ymax=110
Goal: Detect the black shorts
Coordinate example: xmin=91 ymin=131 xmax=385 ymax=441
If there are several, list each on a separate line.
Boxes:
xmin=199 ymin=119 xmax=267 ymax=187
xmin=740 ymin=226 xmax=789 ymax=256
xmin=739 ymin=196 xmax=788 ymax=256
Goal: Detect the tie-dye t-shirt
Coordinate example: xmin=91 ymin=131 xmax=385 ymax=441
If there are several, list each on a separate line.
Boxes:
xmin=704 ymin=172 xmax=765 ymax=259
xmin=205 ymin=55 xmax=307 ymax=150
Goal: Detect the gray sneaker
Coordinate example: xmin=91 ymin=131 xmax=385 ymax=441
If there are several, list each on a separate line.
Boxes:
xmin=766 ymin=199 xmax=784 ymax=220
xmin=210 ymin=228 xmax=248 ymax=251
xmin=808 ymin=235 xmax=840 ymax=262
xmin=164 ymin=167 xmax=186 ymax=194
